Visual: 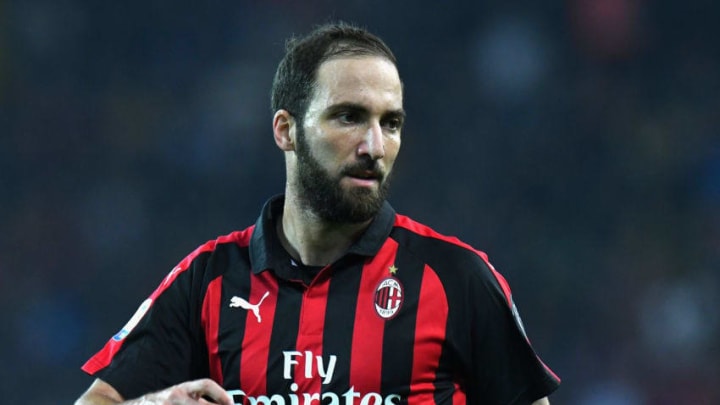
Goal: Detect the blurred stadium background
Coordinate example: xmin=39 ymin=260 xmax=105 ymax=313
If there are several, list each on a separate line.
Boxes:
xmin=1 ymin=1 xmax=718 ymax=403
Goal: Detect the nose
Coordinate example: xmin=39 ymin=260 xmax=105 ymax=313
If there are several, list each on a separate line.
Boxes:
xmin=357 ymin=121 xmax=385 ymax=160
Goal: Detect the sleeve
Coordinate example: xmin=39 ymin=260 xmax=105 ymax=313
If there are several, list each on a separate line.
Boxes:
xmin=462 ymin=256 xmax=561 ymax=404
xmin=81 ymin=254 xmax=211 ymax=400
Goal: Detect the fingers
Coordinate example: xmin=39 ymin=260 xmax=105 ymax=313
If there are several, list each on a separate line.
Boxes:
xmin=181 ymin=379 xmax=234 ymax=405
xmin=198 ymin=397 xmax=228 ymax=405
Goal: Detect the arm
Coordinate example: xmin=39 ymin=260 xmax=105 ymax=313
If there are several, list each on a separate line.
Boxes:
xmin=460 ymin=254 xmax=560 ymax=403
xmin=79 ymin=257 xmax=219 ymax=404
xmin=74 ymin=378 xmax=234 ymax=405
xmin=75 ymin=379 xmax=123 ymax=405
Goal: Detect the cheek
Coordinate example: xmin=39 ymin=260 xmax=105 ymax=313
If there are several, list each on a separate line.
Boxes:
xmin=320 ymin=135 xmax=359 ymax=160
xmin=384 ymin=137 xmax=401 ymax=164
xmin=311 ymin=139 xmax=349 ymax=170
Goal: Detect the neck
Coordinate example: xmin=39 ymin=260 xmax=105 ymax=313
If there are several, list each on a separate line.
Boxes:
xmin=278 ymin=195 xmax=372 ymax=266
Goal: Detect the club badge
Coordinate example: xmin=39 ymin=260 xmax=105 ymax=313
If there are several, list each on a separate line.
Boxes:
xmin=374 ymin=277 xmax=403 ymax=319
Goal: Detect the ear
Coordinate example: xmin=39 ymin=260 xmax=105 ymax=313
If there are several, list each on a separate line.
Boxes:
xmin=273 ymin=110 xmax=296 ymax=151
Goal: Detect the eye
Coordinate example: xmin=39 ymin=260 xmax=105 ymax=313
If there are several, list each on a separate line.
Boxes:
xmin=336 ymin=111 xmax=359 ymax=124
xmin=382 ymin=117 xmax=403 ymax=132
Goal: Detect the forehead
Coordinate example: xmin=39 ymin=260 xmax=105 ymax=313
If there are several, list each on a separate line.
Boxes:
xmin=309 ymin=56 xmax=403 ymax=111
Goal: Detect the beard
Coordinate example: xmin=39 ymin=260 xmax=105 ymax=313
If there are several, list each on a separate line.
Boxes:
xmin=294 ymin=126 xmax=391 ymax=223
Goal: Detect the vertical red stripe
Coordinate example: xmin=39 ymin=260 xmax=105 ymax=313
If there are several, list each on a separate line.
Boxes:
xmin=408 ymin=265 xmax=448 ymax=405
xmin=452 ymin=382 xmax=467 ymax=405
xmin=350 ymin=238 xmax=398 ymax=394
xmin=202 ymin=276 xmax=224 ymax=385
xmin=239 ymin=271 xmax=279 ymax=396
xmin=294 ymin=278 xmax=330 ymax=394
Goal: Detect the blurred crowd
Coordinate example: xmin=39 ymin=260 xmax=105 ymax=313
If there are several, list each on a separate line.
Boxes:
xmin=1 ymin=1 xmax=718 ymax=404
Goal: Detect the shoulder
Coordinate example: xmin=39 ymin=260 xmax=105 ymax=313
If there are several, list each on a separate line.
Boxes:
xmin=389 ymin=214 xmax=505 ymax=288
xmin=390 ymin=213 xmax=519 ymax=310
xmin=189 ymin=227 xmax=255 ymax=261
xmin=389 ymin=214 xmax=518 ymax=322
xmin=391 ymin=213 xmax=489 ymax=265
xmin=169 ymin=226 xmax=256 ymax=283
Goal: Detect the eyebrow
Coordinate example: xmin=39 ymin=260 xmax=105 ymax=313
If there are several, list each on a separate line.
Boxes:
xmin=325 ymin=102 xmax=406 ymax=121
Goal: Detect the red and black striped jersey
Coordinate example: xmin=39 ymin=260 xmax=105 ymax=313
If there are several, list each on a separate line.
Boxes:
xmin=83 ymin=195 xmax=560 ymax=404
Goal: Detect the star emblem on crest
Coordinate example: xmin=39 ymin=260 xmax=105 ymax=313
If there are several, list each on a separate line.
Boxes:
xmin=389 ymin=265 xmax=398 ymax=275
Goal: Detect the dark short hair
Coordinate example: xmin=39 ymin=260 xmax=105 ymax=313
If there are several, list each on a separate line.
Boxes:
xmin=270 ymin=22 xmax=398 ymax=124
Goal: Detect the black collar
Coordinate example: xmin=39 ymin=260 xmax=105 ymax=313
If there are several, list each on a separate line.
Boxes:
xmin=249 ymin=194 xmax=396 ymax=277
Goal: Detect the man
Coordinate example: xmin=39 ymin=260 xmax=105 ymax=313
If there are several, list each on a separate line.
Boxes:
xmin=75 ymin=22 xmax=560 ymax=405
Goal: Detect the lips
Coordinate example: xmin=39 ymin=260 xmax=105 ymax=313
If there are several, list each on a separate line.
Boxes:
xmin=343 ymin=160 xmax=384 ymax=185
xmin=348 ymin=170 xmax=380 ymax=180
xmin=345 ymin=170 xmax=384 ymax=185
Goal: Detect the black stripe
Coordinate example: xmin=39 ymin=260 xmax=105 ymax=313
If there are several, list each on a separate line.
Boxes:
xmin=322 ymin=260 xmax=364 ymax=393
xmin=217 ymin=260 xmax=251 ymax=389
xmin=266 ymin=279 xmax=303 ymax=393
xmin=381 ymin=244 xmax=425 ymax=400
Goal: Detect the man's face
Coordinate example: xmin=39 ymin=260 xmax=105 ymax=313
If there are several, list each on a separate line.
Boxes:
xmin=293 ymin=56 xmax=404 ymax=223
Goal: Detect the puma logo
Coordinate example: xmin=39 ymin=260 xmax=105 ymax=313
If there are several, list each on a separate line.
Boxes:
xmin=229 ymin=291 xmax=270 ymax=323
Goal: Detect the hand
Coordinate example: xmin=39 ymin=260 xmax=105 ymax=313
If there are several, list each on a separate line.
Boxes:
xmin=133 ymin=379 xmax=234 ymax=405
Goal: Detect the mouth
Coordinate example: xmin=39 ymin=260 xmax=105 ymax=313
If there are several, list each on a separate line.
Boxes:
xmin=347 ymin=170 xmax=380 ymax=180
xmin=344 ymin=170 xmax=382 ymax=187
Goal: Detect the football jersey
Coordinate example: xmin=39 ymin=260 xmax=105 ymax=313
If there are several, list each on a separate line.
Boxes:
xmin=83 ymin=195 xmax=560 ymax=404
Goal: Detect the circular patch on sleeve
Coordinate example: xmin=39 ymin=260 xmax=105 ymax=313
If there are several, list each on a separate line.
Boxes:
xmin=112 ymin=298 xmax=153 ymax=341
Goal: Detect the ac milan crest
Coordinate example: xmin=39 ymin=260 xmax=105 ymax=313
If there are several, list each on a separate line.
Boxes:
xmin=374 ymin=277 xmax=404 ymax=319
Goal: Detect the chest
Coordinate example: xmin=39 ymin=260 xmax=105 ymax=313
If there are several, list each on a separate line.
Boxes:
xmin=203 ymin=257 xmax=453 ymax=400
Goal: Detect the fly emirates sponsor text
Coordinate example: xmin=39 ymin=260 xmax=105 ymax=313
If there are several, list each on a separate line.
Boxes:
xmin=226 ymin=351 xmax=402 ymax=405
